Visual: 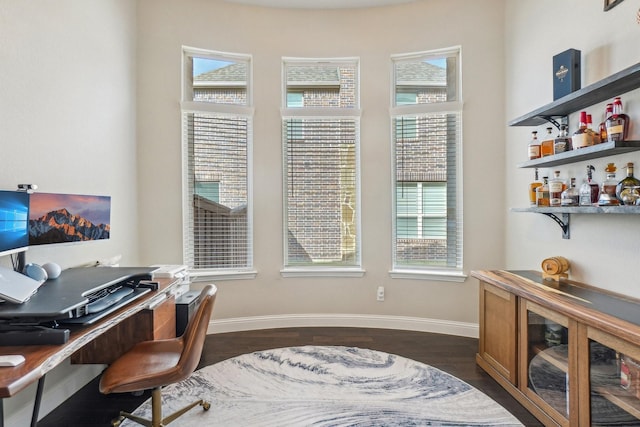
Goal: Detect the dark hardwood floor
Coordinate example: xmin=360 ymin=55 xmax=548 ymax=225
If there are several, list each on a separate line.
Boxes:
xmin=38 ymin=327 xmax=542 ymax=426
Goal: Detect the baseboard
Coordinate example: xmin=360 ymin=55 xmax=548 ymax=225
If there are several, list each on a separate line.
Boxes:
xmin=209 ymin=314 xmax=479 ymax=338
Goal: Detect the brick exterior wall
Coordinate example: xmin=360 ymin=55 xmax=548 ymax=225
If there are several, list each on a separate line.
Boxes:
xmin=395 ymin=87 xmax=450 ymax=265
xmin=193 ymin=195 xmax=248 ymax=268
xmin=190 ymin=113 xmax=249 ymax=268
xmin=189 ymin=63 xmax=450 ymax=268
xmin=285 ymin=66 xmax=357 ymax=264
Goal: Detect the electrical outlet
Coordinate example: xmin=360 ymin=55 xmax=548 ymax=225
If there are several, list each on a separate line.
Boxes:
xmin=376 ymin=286 xmax=385 ymax=302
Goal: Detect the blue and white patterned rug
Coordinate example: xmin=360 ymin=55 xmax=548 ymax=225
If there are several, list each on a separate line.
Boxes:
xmin=123 ymin=346 xmax=523 ymax=426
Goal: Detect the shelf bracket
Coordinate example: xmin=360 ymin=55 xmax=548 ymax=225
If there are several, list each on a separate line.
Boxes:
xmin=540 ymin=115 xmax=568 ymax=131
xmin=542 ymin=212 xmax=570 ymax=239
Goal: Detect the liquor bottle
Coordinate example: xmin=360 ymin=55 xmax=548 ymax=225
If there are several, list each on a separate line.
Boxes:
xmin=554 ymin=124 xmax=571 ymax=154
xmin=540 ymin=127 xmax=555 ymax=157
xmin=572 ymin=111 xmax=592 ymax=149
xmin=599 ymin=103 xmax=613 ymax=144
xmin=586 ymin=114 xmax=601 ymax=144
xmin=621 ymin=356 xmax=631 ymax=390
xmin=549 ymin=170 xmax=565 ymax=207
xmin=536 ymin=176 xmax=550 ymax=207
xmin=527 ymin=131 xmax=541 ymax=160
xmin=616 ymin=162 xmax=640 ymax=205
xmin=598 ymin=163 xmax=620 ymax=206
xmin=529 ymin=168 xmax=542 ymax=206
xmin=561 ymin=178 xmax=580 ymax=206
xmin=579 ymin=165 xmax=599 ymax=206
xmin=606 ymin=97 xmax=630 ymax=142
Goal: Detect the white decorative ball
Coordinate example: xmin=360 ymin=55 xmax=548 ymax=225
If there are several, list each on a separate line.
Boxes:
xmin=42 ymin=262 xmax=62 ymax=279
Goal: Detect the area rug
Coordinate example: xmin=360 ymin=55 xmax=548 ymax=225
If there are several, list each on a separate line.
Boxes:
xmin=122 ymin=346 xmax=523 ymax=426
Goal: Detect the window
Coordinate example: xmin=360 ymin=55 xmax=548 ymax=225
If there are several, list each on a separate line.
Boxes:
xmin=282 ymin=58 xmax=362 ymax=275
xmin=181 ymin=48 xmax=254 ymax=278
xmin=391 ymin=48 xmax=464 ymax=280
xmin=396 ymin=182 xmax=447 ymax=239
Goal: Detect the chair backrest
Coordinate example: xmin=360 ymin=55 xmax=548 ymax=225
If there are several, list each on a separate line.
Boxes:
xmin=177 ymin=284 xmax=217 ymax=376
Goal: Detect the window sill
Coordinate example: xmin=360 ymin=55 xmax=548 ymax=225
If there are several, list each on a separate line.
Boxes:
xmin=189 ymin=269 xmax=258 ymax=282
xmin=280 ymin=267 xmax=366 ymax=278
xmin=389 ymin=268 xmax=467 ymax=282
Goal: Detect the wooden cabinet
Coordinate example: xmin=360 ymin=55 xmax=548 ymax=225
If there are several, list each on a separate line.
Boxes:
xmin=579 ymin=326 xmax=640 ymax=426
xmin=139 ymin=293 xmax=177 ymax=340
xmin=520 ymin=300 xmax=578 ymax=426
xmin=474 ymin=269 xmax=640 ymax=426
xmin=477 ymin=282 xmax=517 ymax=384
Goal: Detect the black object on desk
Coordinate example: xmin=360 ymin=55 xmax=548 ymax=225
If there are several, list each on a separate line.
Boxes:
xmin=176 ymin=290 xmax=200 ymax=336
xmin=0 ymin=267 xmax=156 ymax=345
xmin=0 ymin=267 xmax=155 ymax=323
xmin=0 ymin=325 xmax=69 ymax=346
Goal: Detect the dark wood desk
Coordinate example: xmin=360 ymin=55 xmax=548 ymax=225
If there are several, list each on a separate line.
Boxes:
xmin=0 ymin=277 xmax=178 ymax=426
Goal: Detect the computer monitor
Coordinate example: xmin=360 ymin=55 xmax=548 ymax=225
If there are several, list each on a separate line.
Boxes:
xmin=0 ymin=190 xmax=30 ymax=259
xmin=29 ymin=193 xmax=110 ymax=245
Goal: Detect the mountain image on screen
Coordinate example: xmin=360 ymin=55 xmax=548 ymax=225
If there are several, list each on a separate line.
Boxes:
xmin=29 ymin=208 xmax=110 ymax=245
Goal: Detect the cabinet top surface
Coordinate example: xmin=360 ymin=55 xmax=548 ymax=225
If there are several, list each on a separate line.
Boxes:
xmin=473 ymin=270 xmax=640 ymax=331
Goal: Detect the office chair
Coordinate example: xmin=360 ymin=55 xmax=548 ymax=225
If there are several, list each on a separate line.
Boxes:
xmin=99 ymin=284 xmax=217 ymax=427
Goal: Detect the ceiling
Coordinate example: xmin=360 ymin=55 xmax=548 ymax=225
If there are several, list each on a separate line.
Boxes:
xmin=224 ymin=0 xmax=416 ymax=9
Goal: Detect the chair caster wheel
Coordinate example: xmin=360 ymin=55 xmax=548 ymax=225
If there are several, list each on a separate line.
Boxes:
xmin=111 ymin=415 xmax=125 ymax=426
xmin=202 ymin=401 xmax=211 ymax=411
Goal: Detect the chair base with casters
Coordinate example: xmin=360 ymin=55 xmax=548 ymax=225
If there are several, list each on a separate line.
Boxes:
xmin=109 ymin=386 xmax=210 ymax=427
xmin=99 ymin=284 xmax=217 ymax=427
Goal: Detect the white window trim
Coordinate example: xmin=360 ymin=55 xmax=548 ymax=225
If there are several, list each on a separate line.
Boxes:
xmin=389 ymin=47 xmax=465 ymax=281
xmin=182 ymin=46 xmax=253 ymax=105
xmin=189 ymin=268 xmax=257 ymax=282
xmin=389 ymin=101 xmax=462 ymax=117
xmin=280 ymin=108 xmax=362 ymax=118
xmin=181 ymin=101 xmax=254 ymax=116
xmin=181 ymin=47 xmax=255 ymax=281
xmin=280 ymin=119 xmax=363 ymax=278
xmin=389 ymin=268 xmax=467 ymax=282
xmin=281 ymin=57 xmax=363 ymax=278
xmin=280 ymin=267 xmax=365 ymax=278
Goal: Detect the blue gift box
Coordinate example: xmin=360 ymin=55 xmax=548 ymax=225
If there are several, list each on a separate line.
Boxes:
xmin=553 ymin=49 xmax=581 ymax=100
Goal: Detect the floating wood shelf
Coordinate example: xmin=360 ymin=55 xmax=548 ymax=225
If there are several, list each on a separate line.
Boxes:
xmin=517 ymin=141 xmax=640 ymax=168
xmin=511 ymin=206 xmax=640 ymax=239
xmin=509 ymin=61 xmax=640 ymax=239
xmin=509 ymin=62 xmax=640 ymax=127
xmin=512 ymin=206 xmax=640 ymax=214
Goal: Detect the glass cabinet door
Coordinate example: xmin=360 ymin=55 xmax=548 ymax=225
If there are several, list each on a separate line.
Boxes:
xmin=521 ymin=300 xmax=572 ymax=426
xmin=587 ymin=328 xmax=640 ymax=426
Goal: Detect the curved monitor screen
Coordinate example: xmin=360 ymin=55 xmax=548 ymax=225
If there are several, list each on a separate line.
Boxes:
xmin=0 ymin=190 xmax=30 ymax=258
xmin=29 ymin=193 xmax=110 ymax=246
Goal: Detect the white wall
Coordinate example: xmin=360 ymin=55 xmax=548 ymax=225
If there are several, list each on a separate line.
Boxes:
xmin=504 ymin=0 xmax=640 ymax=297
xmin=0 ymin=0 xmax=139 ymax=269
xmin=0 ymin=0 xmax=138 ymax=425
xmin=136 ymin=0 xmax=507 ymax=329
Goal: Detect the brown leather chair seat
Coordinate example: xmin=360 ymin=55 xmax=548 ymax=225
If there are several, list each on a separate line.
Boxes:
xmin=99 ymin=284 xmax=217 ymax=427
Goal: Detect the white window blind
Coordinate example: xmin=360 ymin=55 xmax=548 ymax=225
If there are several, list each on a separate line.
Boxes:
xmin=182 ymin=48 xmax=253 ymax=273
xmin=391 ymin=48 xmax=463 ymax=273
xmin=396 ymin=182 xmax=447 ymax=239
xmin=283 ymin=118 xmax=358 ymax=267
xmin=282 ymin=59 xmax=361 ymax=270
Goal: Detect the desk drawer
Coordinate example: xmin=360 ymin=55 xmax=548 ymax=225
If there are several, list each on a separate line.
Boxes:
xmin=70 ymin=295 xmax=176 ymax=365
